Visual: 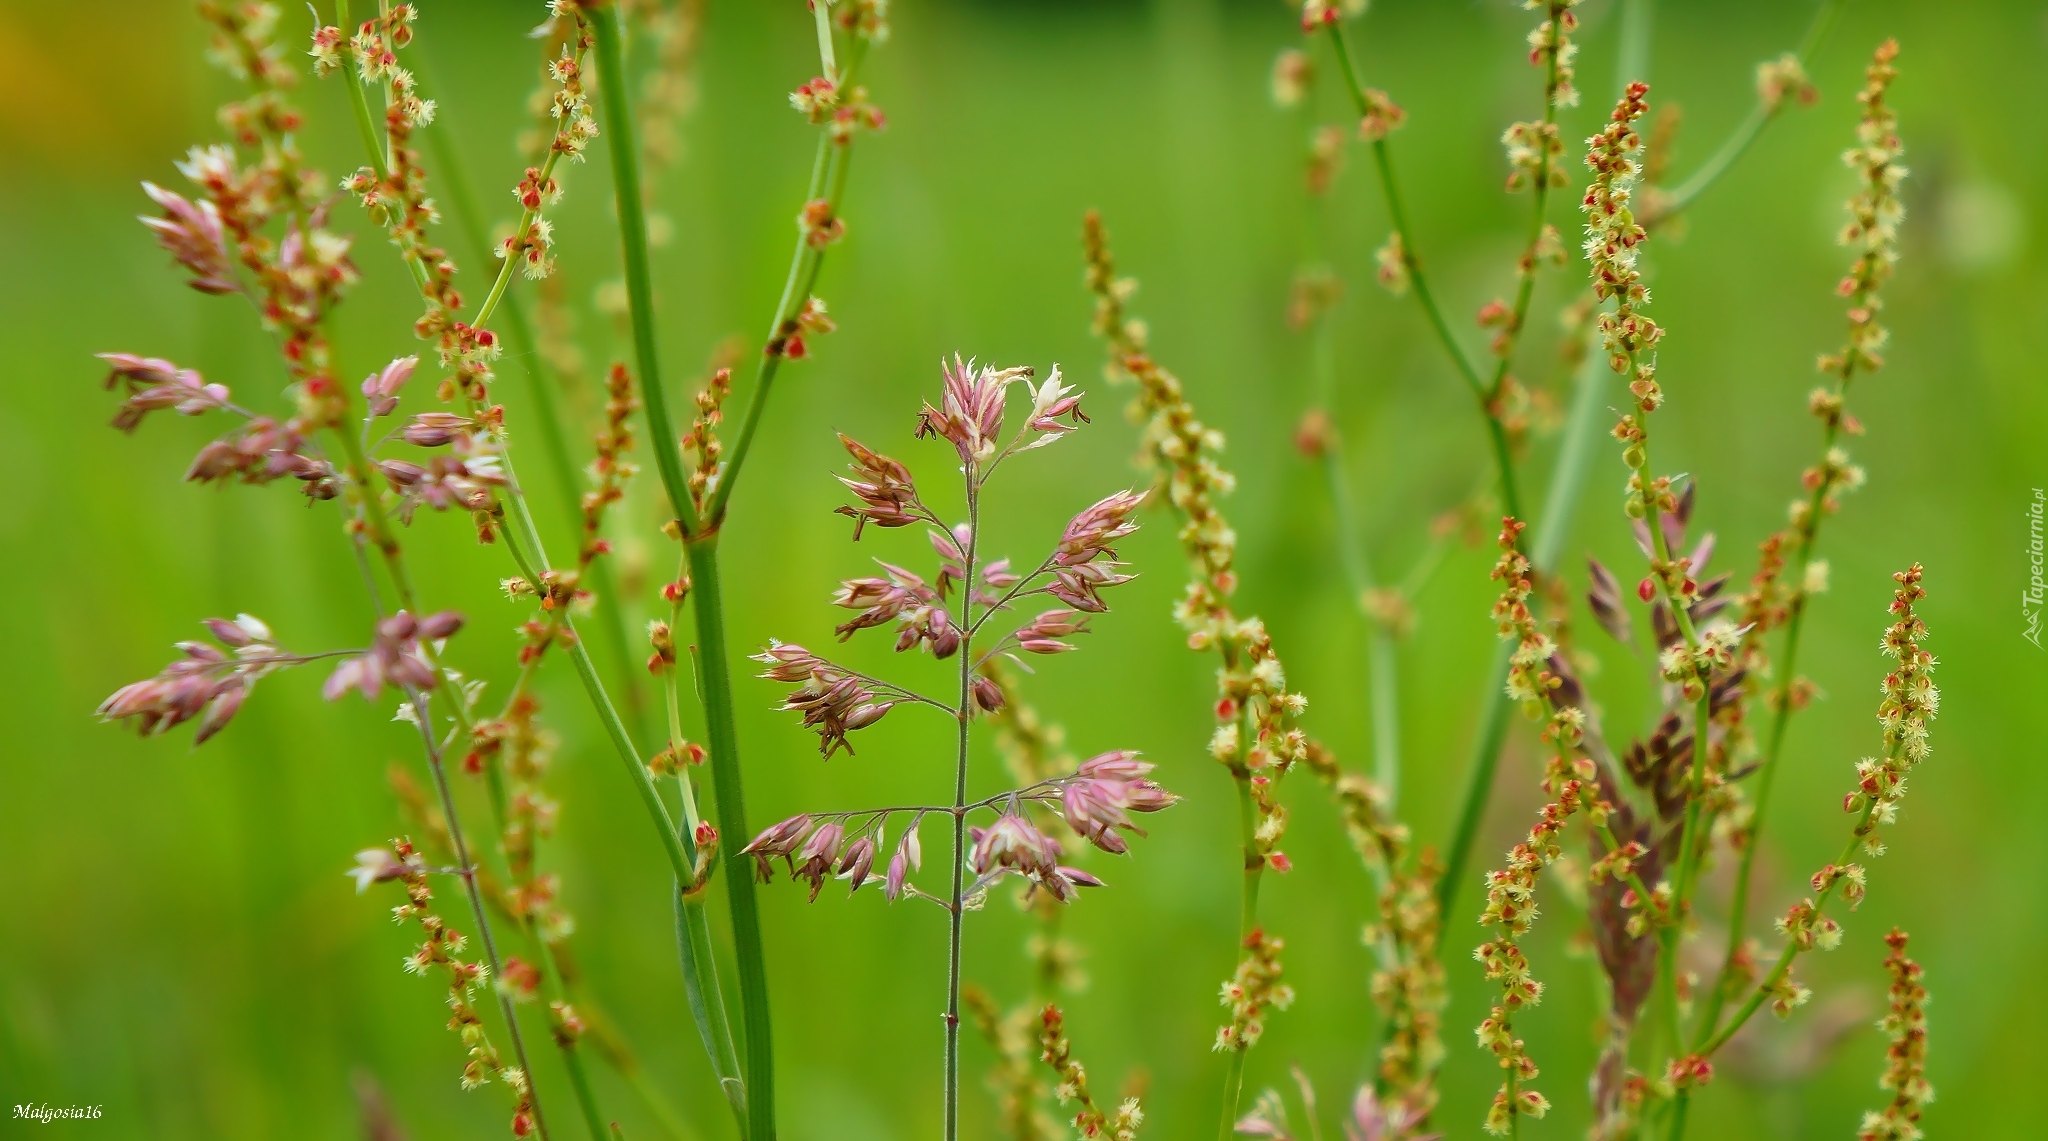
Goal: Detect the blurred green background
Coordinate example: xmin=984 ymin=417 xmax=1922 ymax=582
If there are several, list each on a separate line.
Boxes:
xmin=3 ymin=0 xmax=2044 ymax=1137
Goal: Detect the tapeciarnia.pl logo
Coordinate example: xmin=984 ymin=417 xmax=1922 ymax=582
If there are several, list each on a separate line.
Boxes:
xmin=2026 ymin=488 xmax=2045 ymax=648
xmin=13 ymin=1103 xmax=104 ymax=1123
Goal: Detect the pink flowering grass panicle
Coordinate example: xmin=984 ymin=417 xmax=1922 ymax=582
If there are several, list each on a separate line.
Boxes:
xmin=745 ymin=360 xmax=1169 ymax=1141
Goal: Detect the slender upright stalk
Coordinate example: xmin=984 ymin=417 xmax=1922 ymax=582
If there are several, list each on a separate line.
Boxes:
xmin=682 ymin=536 xmax=776 ymax=1138
xmin=1660 ymin=0 xmax=1850 ymax=215
xmin=588 ymin=9 xmax=785 ymax=1139
xmin=943 ymin=480 xmax=982 ymax=1141
xmin=706 ymin=44 xmax=867 ymax=525
xmin=591 ymin=12 xmax=882 ymax=1137
xmin=1325 ymin=24 xmax=1522 ymax=522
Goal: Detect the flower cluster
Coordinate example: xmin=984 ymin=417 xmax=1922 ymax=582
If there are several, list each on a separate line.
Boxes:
xmin=1271 ymin=48 xmax=1313 ymax=109
xmin=680 ymin=365 xmax=731 ymax=516
xmin=1502 ymin=120 xmax=1567 ymax=194
xmin=1865 ymin=564 xmax=1938 ymax=836
xmin=1835 ymin=42 xmax=1907 ymax=368
xmin=324 ymin=2 xmax=459 ymax=337
xmin=97 ymin=353 xmax=343 ymax=496
xmin=196 ymin=2 xmax=317 ymax=211
xmin=323 ymin=609 xmax=464 ymax=702
xmin=97 ymin=614 xmax=292 ymax=744
xmin=1217 ymin=928 xmax=1295 ymax=1053
xmin=916 ymin=357 xmax=1086 ymax=467
xmin=740 ymin=754 xmax=1175 ymax=904
xmin=1489 ymin=517 xmax=1558 ymax=710
xmin=836 ymin=0 xmax=893 ymax=44
xmin=1374 ymin=231 xmax=1411 ymax=295
xmin=578 ymin=362 xmax=639 ymax=568
xmin=379 ymin=442 xmax=508 ymax=528
xmin=1523 ymin=1 xmax=1580 ymax=109
xmin=1472 ymin=708 xmax=1602 ymax=1135
xmin=1756 ymin=54 xmax=1817 ymax=113
xmin=137 ymin=180 xmax=238 ymax=295
xmin=1858 ymin=928 xmax=1932 ymax=1141
xmin=1039 ymin=1004 xmax=1146 ymax=1140
xmin=376 ymin=837 xmax=537 ymax=1134
xmin=171 ymin=9 xmax=356 ymax=421
xmin=1739 ymin=41 xmax=1906 ymax=651
xmin=1583 ymin=83 xmax=1660 ymax=433
xmin=159 ymin=142 xmax=359 ymax=424
xmin=753 ymin=642 xmax=902 ymax=758
xmin=835 ymin=432 xmax=929 ymax=536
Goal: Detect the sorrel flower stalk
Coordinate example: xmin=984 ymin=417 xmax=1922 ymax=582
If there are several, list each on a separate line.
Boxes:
xmin=965 ymin=984 xmax=1059 ymax=1141
xmin=1857 ymin=929 xmax=1932 ymax=1141
xmin=1577 ymin=79 xmax=1734 ymax=1071
xmin=1694 ymin=565 xmax=1938 ymax=1059
xmin=1704 ymin=38 xmax=1908 ymax=1039
xmin=1038 ymin=1005 xmax=1146 ymax=1141
xmin=1471 ymin=520 xmax=1605 ymax=1136
xmin=589 ymin=6 xmax=888 ymax=1135
xmin=1083 ymin=214 xmax=1441 ymax=1135
xmin=741 ymin=359 xmax=1163 ymax=1141
xmin=399 ymin=25 xmax=649 ymax=741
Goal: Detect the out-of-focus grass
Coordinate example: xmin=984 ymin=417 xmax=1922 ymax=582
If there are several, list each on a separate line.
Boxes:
xmin=1 ymin=1 xmax=2043 ymax=1137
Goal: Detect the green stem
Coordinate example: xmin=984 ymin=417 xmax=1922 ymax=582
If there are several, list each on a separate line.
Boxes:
xmin=705 ymin=131 xmax=851 ymax=525
xmin=1326 ymin=450 xmax=1403 ymax=801
xmin=591 ymin=3 xmax=699 ymax=536
xmin=591 ymin=11 xmax=776 ymax=1138
xmin=683 ymin=535 xmax=777 ymax=1141
xmin=677 ymin=885 xmax=748 ymax=1132
xmin=1694 ymin=799 xmax=1875 ymax=1058
xmin=665 ymin=622 xmax=747 ymax=1128
xmin=943 ymin=479 xmax=981 ymax=1141
xmin=1660 ymin=0 xmax=1848 ymax=215
xmin=1435 ymin=638 xmax=1515 ymax=920
xmin=1327 ymin=23 xmax=1521 ymax=521
xmin=1697 ymin=380 xmax=1862 ymax=1046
